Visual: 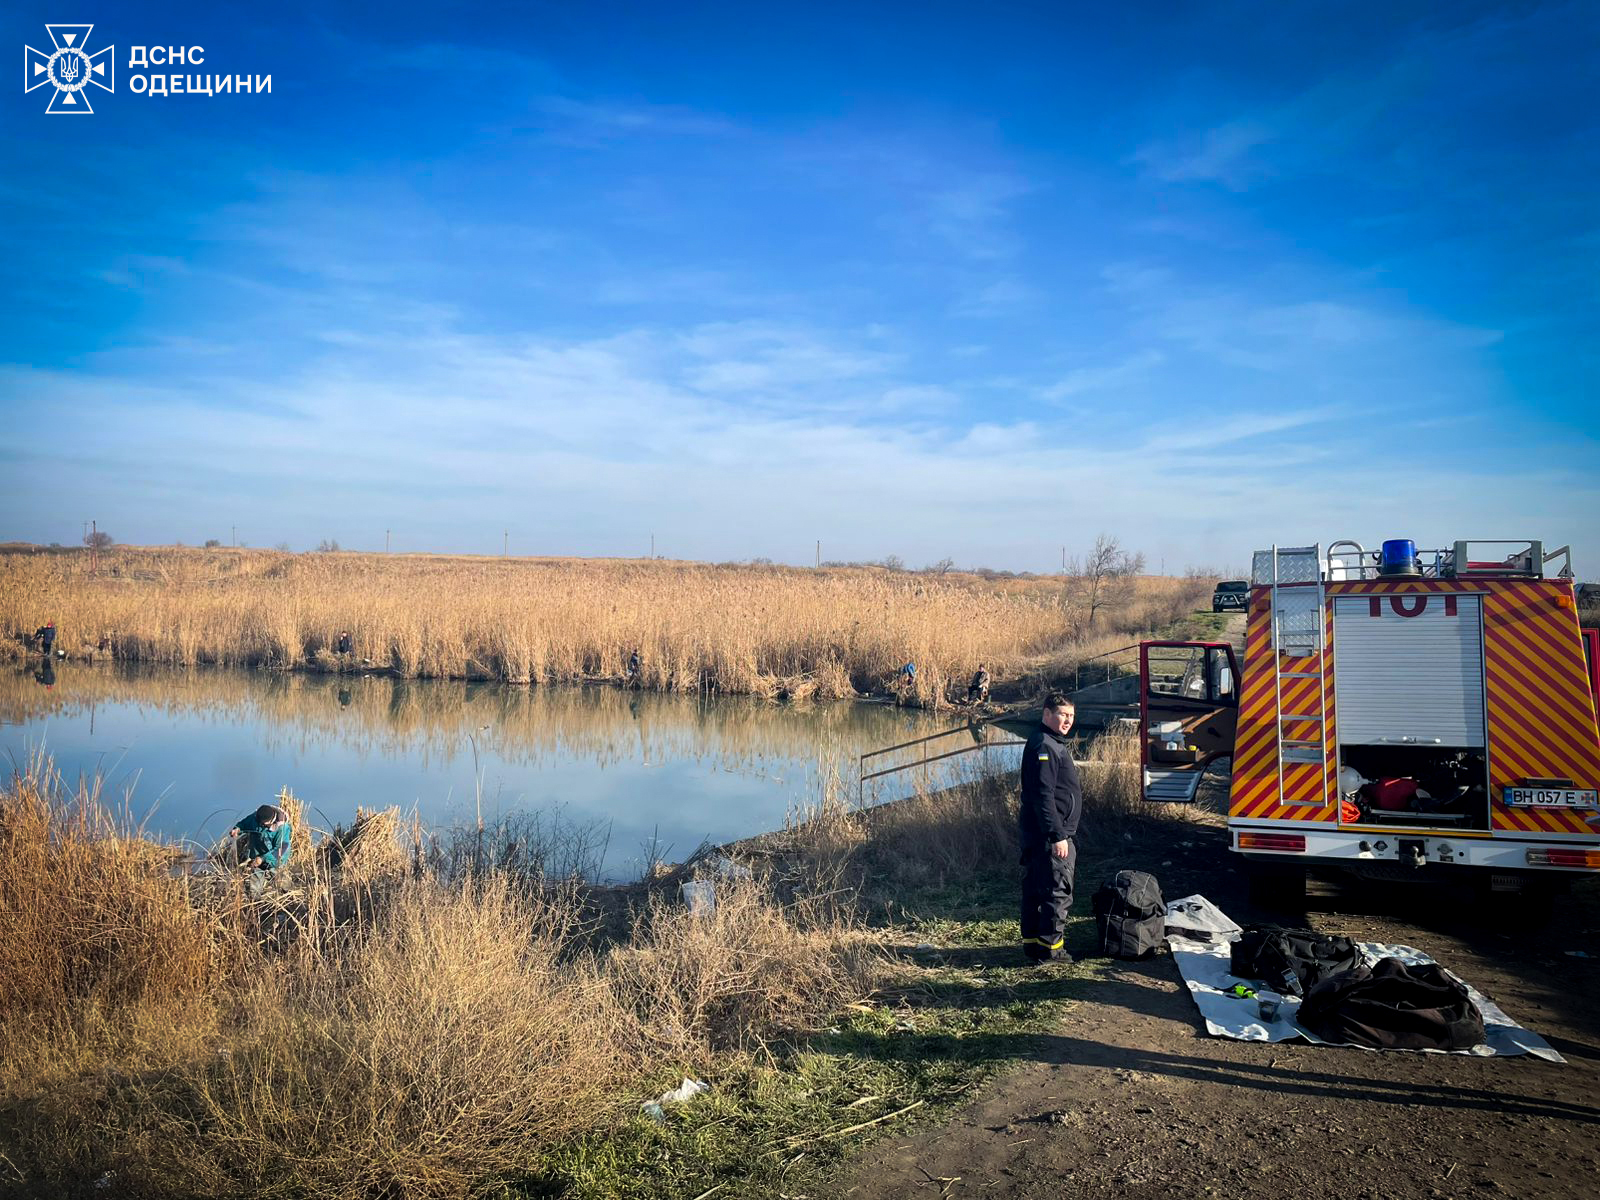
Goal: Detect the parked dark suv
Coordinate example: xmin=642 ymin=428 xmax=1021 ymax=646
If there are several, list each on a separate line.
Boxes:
xmin=1211 ymin=580 xmax=1249 ymax=613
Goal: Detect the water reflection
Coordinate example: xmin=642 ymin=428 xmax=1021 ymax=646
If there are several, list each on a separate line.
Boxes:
xmin=1 ymin=663 xmax=1017 ymax=878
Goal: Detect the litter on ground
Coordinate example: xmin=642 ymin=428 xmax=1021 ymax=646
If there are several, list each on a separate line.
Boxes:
xmin=641 ymin=1077 xmax=710 ymax=1120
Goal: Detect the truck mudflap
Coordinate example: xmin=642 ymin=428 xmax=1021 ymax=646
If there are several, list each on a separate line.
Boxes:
xmin=1232 ymin=823 xmax=1600 ymax=872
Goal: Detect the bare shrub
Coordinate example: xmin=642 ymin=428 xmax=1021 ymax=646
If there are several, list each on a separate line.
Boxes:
xmin=604 ymin=880 xmax=882 ymax=1058
xmin=852 ymin=777 xmax=1018 ymax=893
xmin=145 ymin=879 xmax=622 ymax=1199
xmin=0 ymin=756 xmax=227 ymax=1019
xmin=0 ymin=761 xmax=885 ymax=1199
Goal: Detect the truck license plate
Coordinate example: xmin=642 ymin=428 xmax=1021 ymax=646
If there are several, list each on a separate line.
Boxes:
xmin=1506 ymin=786 xmax=1599 ymax=809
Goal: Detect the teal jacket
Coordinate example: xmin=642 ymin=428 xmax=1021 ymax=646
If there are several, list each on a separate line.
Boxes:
xmin=236 ymin=813 xmax=292 ymax=869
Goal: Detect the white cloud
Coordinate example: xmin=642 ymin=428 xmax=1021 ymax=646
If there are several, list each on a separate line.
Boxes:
xmin=953 ymin=278 xmax=1040 ymax=317
xmin=5 ymin=307 xmax=1591 ymax=569
xmin=1040 ymin=350 xmax=1166 ymax=401
xmin=531 ymin=96 xmax=739 ymax=144
xmin=1131 ymin=121 xmax=1276 ymax=190
xmin=1100 ymin=261 xmax=1503 ymax=375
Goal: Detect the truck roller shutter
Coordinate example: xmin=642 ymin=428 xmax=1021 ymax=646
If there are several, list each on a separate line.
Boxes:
xmin=1332 ymin=595 xmax=1485 ymax=747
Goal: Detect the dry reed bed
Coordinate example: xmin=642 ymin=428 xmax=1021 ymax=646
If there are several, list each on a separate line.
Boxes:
xmin=0 ymin=757 xmax=878 ymax=1199
xmin=1 ymin=548 xmax=1211 ymax=701
xmin=0 ymin=728 xmax=1189 ymax=1199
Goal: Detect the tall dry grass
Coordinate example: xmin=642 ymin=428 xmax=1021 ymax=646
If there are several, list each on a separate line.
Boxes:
xmin=779 ymin=724 xmax=1211 ymax=902
xmin=0 ymin=760 xmax=882 ymax=1199
xmin=0 ymin=727 xmax=1209 ymax=1196
xmin=0 ymin=754 xmax=230 ymax=1018
xmin=1 ymin=547 xmax=1212 ymax=702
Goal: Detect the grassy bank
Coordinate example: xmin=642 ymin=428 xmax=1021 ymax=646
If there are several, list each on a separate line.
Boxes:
xmin=0 ymin=730 xmax=1212 ymax=1199
xmin=0 ymin=548 xmax=1212 ymax=702
xmin=0 ymin=757 xmax=879 ymax=1199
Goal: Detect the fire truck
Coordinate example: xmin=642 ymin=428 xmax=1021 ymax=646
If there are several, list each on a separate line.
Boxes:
xmin=1141 ymin=538 xmax=1600 ymax=898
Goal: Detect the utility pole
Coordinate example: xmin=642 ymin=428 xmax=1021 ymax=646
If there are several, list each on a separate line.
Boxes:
xmin=90 ymin=519 xmax=98 ymax=576
xmin=816 ymin=539 xmax=821 ymax=568
xmin=503 ymin=529 xmax=508 ymax=558
xmin=650 ymin=532 xmax=655 ymax=559
xmin=386 ymin=529 xmax=391 ymax=554
xmin=1061 ymin=545 xmax=1066 ymax=572
xmin=82 ymin=520 xmax=88 ymax=543
xmin=232 ymin=525 xmax=237 ymax=549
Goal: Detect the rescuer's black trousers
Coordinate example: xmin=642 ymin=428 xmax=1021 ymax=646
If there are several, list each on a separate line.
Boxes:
xmin=1020 ymin=839 xmax=1075 ymax=960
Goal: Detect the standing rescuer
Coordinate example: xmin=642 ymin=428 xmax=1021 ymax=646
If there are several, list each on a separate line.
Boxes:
xmin=1019 ymin=692 xmax=1081 ymax=963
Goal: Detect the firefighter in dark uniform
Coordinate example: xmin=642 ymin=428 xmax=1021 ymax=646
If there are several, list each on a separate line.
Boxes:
xmin=1019 ymin=692 xmax=1081 ymax=963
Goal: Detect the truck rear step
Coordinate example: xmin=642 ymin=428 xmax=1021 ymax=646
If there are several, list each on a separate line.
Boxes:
xmin=1146 ymin=768 xmax=1203 ymax=803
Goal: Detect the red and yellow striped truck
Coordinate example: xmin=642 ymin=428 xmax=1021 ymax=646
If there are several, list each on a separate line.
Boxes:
xmin=1141 ymin=539 xmax=1600 ymax=898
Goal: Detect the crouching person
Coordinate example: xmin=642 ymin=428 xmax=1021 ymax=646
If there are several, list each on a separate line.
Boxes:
xmin=1019 ymin=693 xmax=1080 ymax=963
xmin=228 ymin=803 xmax=292 ymax=898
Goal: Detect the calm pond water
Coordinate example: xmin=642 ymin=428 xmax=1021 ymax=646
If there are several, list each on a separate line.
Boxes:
xmin=2 ymin=662 xmax=1021 ymax=879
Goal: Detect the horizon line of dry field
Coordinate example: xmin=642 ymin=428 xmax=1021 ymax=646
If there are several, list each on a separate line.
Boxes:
xmin=1 ymin=547 xmax=1214 ymax=702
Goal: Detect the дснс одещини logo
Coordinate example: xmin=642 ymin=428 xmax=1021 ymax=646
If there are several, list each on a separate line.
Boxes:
xmin=24 ymin=24 xmax=114 ymax=113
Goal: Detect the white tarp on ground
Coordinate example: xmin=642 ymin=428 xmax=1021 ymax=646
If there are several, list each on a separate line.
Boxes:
xmin=1167 ymin=929 xmax=1566 ymax=1063
xmin=1164 ymin=894 xmax=1243 ymax=943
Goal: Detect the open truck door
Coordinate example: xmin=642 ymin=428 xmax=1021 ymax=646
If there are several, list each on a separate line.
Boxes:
xmin=1140 ymin=641 xmax=1239 ymax=804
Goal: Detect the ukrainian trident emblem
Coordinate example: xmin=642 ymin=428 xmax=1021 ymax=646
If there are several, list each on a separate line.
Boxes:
xmin=25 ymin=25 xmax=114 ymax=114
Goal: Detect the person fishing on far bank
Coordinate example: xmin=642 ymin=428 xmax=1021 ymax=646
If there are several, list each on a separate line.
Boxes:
xmin=1019 ymin=692 xmax=1081 ymax=964
xmin=226 ymin=803 xmax=292 ymax=897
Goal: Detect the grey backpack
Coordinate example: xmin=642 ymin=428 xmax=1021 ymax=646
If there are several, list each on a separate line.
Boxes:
xmin=1092 ymin=870 xmax=1166 ymax=959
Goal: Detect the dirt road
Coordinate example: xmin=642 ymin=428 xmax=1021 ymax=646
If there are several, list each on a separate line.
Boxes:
xmin=837 ymin=819 xmax=1600 ymax=1199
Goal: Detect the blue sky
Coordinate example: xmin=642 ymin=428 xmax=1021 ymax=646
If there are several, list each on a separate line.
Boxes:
xmin=3 ymin=1 xmax=1596 ymax=572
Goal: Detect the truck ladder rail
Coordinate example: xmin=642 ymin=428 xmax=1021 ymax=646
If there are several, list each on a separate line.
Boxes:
xmin=1264 ymin=544 xmax=1330 ymax=804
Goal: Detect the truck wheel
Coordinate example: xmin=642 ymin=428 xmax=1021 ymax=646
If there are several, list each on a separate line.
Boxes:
xmin=1489 ymin=877 xmax=1566 ymax=924
xmin=1247 ymin=860 xmax=1307 ymax=912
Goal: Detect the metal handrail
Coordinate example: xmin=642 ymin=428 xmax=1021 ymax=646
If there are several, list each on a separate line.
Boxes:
xmin=856 ymin=721 xmax=1024 ymax=804
xmin=1073 ymin=642 xmax=1141 ymax=691
xmin=1326 ymin=540 xmax=1369 ymax=579
xmin=859 ymin=740 xmax=1024 ymax=784
xmin=860 ymin=723 xmax=989 ymax=762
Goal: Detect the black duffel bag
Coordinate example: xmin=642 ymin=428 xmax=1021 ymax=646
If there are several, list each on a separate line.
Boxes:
xmin=1297 ymin=957 xmax=1486 ymax=1051
xmin=1092 ymin=870 xmax=1165 ymax=959
xmin=1229 ymin=925 xmax=1359 ymax=997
